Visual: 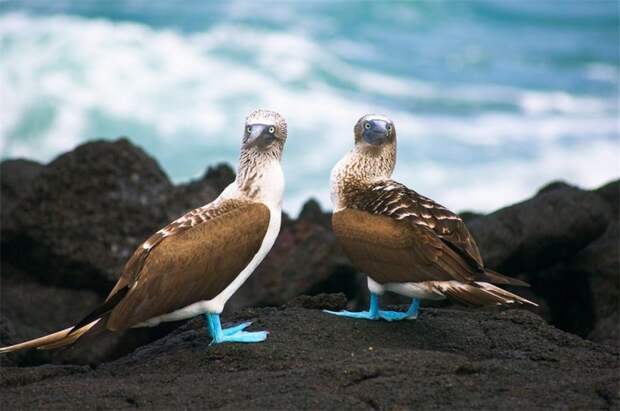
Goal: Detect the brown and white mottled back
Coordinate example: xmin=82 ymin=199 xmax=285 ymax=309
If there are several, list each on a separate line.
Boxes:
xmin=329 ymin=113 xmax=536 ymax=309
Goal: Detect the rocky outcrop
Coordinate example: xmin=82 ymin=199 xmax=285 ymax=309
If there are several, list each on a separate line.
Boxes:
xmin=1 ymin=140 xmax=238 ymax=292
xmin=0 ymin=261 xmax=179 ymax=367
xmin=0 ymin=138 xmax=618 ymax=370
xmin=0 ymin=139 xmax=353 ymax=365
xmin=467 ymin=182 xmax=611 ymax=273
xmin=467 ymin=180 xmax=619 ymax=344
xmin=0 ymin=159 xmax=44 ymax=224
xmin=2 ymin=139 xmax=173 ymax=290
xmin=0 ymin=296 xmax=617 ymax=410
xmin=0 ymin=140 xmax=236 ymax=365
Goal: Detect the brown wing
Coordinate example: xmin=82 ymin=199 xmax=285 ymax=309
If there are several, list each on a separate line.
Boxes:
xmin=107 ymin=200 xmax=248 ymax=298
xmin=347 ymin=180 xmax=483 ymax=268
xmin=338 ymin=180 xmax=527 ymax=287
xmin=332 ymin=209 xmax=481 ymax=285
xmin=106 ymin=201 xmax=270 ymax=330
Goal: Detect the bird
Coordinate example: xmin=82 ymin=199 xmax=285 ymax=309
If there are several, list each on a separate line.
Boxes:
xmin=325 ymin=114 xmax=536 ymax=321
xmin=1 ymin=109 xmax=288 ymax=352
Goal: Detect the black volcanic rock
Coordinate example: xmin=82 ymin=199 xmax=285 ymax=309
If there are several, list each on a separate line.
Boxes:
xmin=575 ymin=222 xmax=619 ymax=346
xmin=228 ymin=210 xmax=356 ymax=313
xmin=2 ymin=139 xmax=173 ymax=290
xmin=0 ymin=261 xmax=178 ymax=367
xmin=201 ymin=163 xmax=237 ymax=194
xmin=0 ymin=159 xmax=44 ymax=227
xmin=468 ymin=182 xmax=610 ymax=274
xmin=0 ymin=139 xmax=618 ymax=376
xmin=465 ymin=180 xmax=619 ymax=344
xmin=298 ymin=198 xmax=332 ymax=229
xmin=164 ymin=163 xmax=234 ymax=222
xmin=1 ymin=141 xmax=235 ymax=293
xmin=0 ymin=299 xmax=617 ymax=410
xmin=595 ymin=179 xmax=619 ymax=217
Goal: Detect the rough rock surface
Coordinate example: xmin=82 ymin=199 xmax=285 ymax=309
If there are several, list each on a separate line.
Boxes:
xmin=0 ymin=261 xmax=178 ymax=367
xmin=0 ymin=295 xmax=617 ymax=410
xmin=1 ymin=139 xmax=618 ymax=370
xmin=2 ymin=139 xmax=173 ymax=290
xmin=0 ymin=139 xmax=356 ymax=365
xmin=467 ymin=180 xmax=619 ymax=344
xmin=468 ymin=182 xmax=610 ymax=273
xmin=1 ymin=140 xmax=236 ymax=292
xmin=0 ymin=159 xmax=44 ymax=224
xmin=230 ymin=214 xmax=355 ymax=313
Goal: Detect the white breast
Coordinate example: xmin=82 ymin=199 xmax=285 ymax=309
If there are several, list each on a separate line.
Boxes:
xmin=330 ymin=151 xmax=353 ymax=212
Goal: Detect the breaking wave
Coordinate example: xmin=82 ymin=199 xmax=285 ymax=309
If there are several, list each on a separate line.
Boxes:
xmin=1 ymin=9 xmax=618 ymax=214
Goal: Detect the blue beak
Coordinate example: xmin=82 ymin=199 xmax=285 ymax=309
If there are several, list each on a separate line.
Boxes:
xmin=362 ymin=120 xmax=389 ymax=145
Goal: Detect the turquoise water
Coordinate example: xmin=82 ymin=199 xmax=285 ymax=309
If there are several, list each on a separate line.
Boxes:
xmin=1 ymin=1 xmax=618 ymax=214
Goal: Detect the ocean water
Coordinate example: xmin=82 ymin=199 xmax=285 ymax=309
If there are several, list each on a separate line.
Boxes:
xmin=1 ymin=0 xmax=618 ymax=215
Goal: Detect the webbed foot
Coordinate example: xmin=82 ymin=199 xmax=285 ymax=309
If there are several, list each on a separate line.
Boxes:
xmin=212 ymin=330 xmax=268 ymax=345
xmin=205 ymin=315 xmax=268 ymax=345
xmin=323 ymin=309 xmax=409 ymax=321
xmin=323 ymin=295 xmax=420 ymax=322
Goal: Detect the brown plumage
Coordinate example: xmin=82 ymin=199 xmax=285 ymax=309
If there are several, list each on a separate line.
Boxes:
xmin=330 ymin=114 xmax=536 ymax=308
xmin=0 ymin=200 xmax=270 ymax=353
xmin=1 ymin=109 xmax=287 ymax=353
xmin=108 ymin=201 xmax=269 ymax=330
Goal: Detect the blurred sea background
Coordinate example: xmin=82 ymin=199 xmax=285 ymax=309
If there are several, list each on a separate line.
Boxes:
xmin=1 ymin=0 xmax=618 ymax=215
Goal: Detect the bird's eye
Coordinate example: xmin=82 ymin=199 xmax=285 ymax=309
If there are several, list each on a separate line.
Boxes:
xmin=246 ymin=126 xmax=252 ymax=133
xmin=387 ymin=124 xmax=392 ymax=132
xmin=364 ymin=122 xmax=371 ymax=130
xmin=269 ymin=126 xmax=275 ymax=134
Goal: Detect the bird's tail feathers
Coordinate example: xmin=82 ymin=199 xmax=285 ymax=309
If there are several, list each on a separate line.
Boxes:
xmin=0 ymin=320 xmax=100 ymax=354
xmin=432 ymin=281 xmax=538 ymax=307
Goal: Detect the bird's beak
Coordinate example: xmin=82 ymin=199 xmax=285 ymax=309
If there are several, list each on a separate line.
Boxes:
xmin=362 ymin=120 xmax=390 ymax=146
xmin=244 ymin=124 xmax=273 ymax=148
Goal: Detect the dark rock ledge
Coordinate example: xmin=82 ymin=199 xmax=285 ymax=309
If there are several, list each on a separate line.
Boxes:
xmin=0 ymin=295 xmax=618 ymax=410
xmin=0 ymin=138 xmax=618 ymax=409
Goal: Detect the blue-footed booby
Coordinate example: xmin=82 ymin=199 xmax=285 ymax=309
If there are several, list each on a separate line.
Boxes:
xmin=1 ymin=109 xmax=287 ymax=351
xmin=325 ymin=114 xmax=537 ymax=321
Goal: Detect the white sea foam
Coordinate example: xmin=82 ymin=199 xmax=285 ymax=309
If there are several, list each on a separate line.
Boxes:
xmin=0 ymin=12 xmax=618 ymax=216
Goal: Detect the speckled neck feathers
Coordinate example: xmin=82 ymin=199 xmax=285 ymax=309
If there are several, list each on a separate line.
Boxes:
xmin=331 ymin=143 xmax=396 ymax=211
xmin=236 ymin=109 xmax=287 ymax=201
xmin=236 ymin=146 xmax=282 ymax=199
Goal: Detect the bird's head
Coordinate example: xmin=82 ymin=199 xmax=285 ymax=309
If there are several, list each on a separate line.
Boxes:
xmin=237 ymin=109 xmax=287 ymax=200
xmin=331 ymin=114 xmax=397 ymax=188
xmin=242 ymin=109 xmax=287 ymax=159
xmin=354 ymin=114 xmax=396 ymax=149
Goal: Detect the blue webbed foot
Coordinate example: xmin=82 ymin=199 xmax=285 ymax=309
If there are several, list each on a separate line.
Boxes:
xmin=377 ymin=310 xmax=409 ymax=321
xmin=221 ymin=321 xmax=253 ymax=336
xmin=323 ymin=309 xmax=380 ymax=320
xmin=213 ymin=330 xmax=268 ymax=344
xmin=323 ymin=295 xmax=420 ymax=322
xmin=204 ymin=314 xmax=268 ymax=345
xmin=322 ymin=309 xmax=407 ymax=321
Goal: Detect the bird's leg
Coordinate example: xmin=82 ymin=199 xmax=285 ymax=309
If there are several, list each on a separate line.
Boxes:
xmin=324 ymin=295 xmax=421 ymax=322
xmin=404 ymin=298 xmax=420 ymax=319
xmin=204 ymin=313 xmax=268 ymax=344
